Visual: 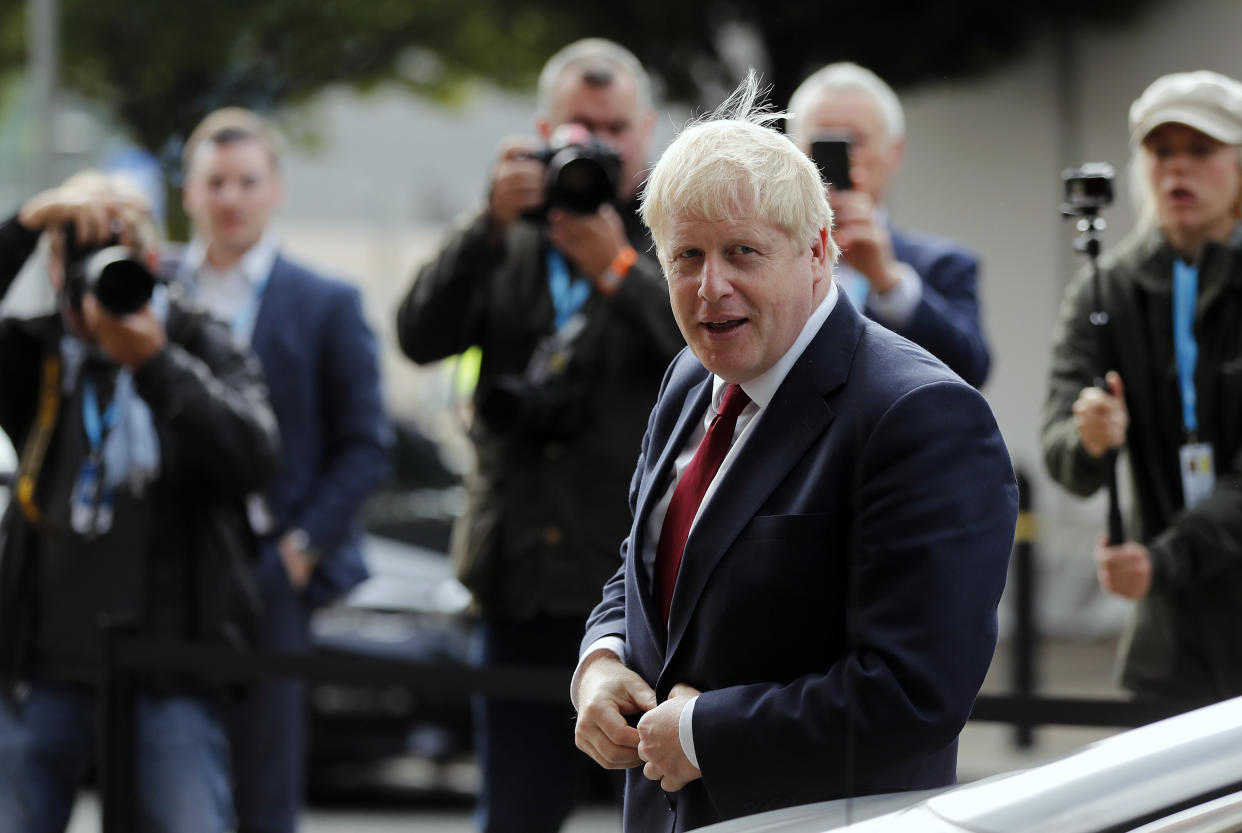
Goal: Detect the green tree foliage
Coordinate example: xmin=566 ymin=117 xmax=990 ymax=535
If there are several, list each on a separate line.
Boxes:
xmin=0 ymin=0 xmax=577 ymax=164
xmin=601 ymin=0 xmax=1157 ymax=110
xmin=1 ymin=0 xmax=1157 ymax=160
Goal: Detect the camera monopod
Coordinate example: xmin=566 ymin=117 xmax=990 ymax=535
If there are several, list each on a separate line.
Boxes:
xmin=1061 ymin=162 xmax=1124 ymax=545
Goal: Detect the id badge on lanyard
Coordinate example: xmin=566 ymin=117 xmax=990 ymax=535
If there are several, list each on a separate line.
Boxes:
xmin=1179 ymin=442 xmax=1215 ymax=508
xmin=72 ymin=377 xmax=117 ymax=536
xmin=1173 ymin=259 xmax=1214 ymax=508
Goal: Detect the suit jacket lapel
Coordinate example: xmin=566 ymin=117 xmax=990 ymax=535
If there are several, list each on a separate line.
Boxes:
xmin=248 ymin=256 xmax=286 ymax=360
xmin=633 ymin=369 xmax=713 ymax=647
xmin=663 ymin=296 xmax=864 ymax=666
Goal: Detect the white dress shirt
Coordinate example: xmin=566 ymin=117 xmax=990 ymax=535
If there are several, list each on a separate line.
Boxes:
xmin=180 ymin=230 xmax=280 ymax=344
xmin=180 ymin=231 xmax=280 ymax=534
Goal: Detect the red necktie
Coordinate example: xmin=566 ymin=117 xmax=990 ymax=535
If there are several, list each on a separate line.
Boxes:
xmin=654 ymin=383 xmax=751 ymax=627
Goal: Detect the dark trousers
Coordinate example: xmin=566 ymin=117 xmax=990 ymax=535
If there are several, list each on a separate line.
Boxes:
xmin=0 ymin=681 xmax=232 ymax=833
xmin=227 ymin=544 xmax=311 ymax=833
xmin=471 ymin=615 xmax=615 ymax=833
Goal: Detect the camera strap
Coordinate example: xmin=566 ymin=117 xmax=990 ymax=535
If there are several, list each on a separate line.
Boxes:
xmin=15 ymin=353 xmax=62 ymax=528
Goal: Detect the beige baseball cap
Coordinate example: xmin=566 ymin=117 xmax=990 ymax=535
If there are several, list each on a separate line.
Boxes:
xmin=1129 ymin=70 xmax=1242 ymax=146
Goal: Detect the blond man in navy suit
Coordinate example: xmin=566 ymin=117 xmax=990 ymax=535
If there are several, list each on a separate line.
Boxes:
xmin=573 ymin=75 xmax=1017 ymax=832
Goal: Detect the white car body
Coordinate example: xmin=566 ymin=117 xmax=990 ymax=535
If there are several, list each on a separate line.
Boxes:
xmin=700 ymin=696 xmax=1242 ymax=833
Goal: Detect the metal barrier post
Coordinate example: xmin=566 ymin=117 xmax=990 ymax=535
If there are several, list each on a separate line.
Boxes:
xmin=1012 ymin=468 xmax=1038 ymax=748
xmin=99 ymin=623 xmax=137 ymax=833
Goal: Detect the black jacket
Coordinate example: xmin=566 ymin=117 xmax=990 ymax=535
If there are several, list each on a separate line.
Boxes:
xmin=396 ymin=204 xmax=684 ymax=619
xmin=0 ymin=216 xmax=280 ymax=686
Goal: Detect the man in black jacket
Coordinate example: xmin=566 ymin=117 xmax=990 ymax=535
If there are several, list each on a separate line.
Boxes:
xmin=0 ymin=171 xmax=279 ymax=833
xmin=397 ymin=38 xmax=683 ymax=833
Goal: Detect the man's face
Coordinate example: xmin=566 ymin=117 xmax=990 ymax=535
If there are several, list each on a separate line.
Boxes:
xmin=799 ymin=90 xmax=902 ymax=204
xmin=538 ymin=71 xmax=655 ymax=202
xmin=661 ymin=209 xmax=829 ymax=384
xmin=183 ymin=137 xmax=283 ymax=260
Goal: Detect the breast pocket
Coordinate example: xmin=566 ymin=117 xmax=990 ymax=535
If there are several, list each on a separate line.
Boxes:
xmin=706 ymin=511 xmax=846 ymax=675
xmin=736 ymin=512 xmax=834 ymax=544
xmin=726 ymin=512 xmax=841 ymax=608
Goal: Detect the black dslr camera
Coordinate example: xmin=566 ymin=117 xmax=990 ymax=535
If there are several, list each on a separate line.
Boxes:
xmin=523 ymin=123 xmax=623 ymax=218
xmin=62 ymin=225 xmax=162 ymax=316
xmin=1061 ymin=162 xmax=1115 ymax=217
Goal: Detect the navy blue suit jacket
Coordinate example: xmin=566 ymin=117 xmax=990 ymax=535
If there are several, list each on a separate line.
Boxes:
xmin=582 ymin=294 xmax=1017 ymax=832
xmin=250 ymin=255 xmax=391 ymax=609
xmin=876 ymin=229 xmax=990 ymax=388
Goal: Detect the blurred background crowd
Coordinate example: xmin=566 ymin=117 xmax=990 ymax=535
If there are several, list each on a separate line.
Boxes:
xmin=3 ymin=0 xmax=1242 ymax=830
xmin=3 ymin=0 xmax=1236 ymax=641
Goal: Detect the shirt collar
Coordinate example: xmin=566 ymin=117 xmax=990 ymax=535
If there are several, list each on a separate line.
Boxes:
xmin=711 ymin=280 xmax=839 ymax=411
xmin=184 ymin=229 xmax=280 ymax=287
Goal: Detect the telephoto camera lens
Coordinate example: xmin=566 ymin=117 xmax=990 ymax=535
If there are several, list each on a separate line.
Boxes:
xmin=82 ymin=246 xmax=158 ymax=316
xmin=545 ymin=147 xmax=619 ymax=214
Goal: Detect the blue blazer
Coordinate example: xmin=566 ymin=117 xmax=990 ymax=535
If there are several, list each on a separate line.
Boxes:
xmin=881 ymin=229 xmax=990 ymax=388
xmin=246 ymin=255 xmax=391 ymax=608
xmin=583 ymin=294 xmax=1017 ymax=832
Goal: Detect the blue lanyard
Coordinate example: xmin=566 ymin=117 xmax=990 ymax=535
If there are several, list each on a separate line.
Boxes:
xmin=1172 ymin=259 xmax=1199 ymax=436
xmin=82 ymin=376 xmax=119 ymax=455
xmin=546 ymin=249 xmax=591 ymax=330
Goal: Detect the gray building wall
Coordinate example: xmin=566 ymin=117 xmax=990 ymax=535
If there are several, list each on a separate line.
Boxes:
xmin=273 ymin=0 xmax=1242 ymax=637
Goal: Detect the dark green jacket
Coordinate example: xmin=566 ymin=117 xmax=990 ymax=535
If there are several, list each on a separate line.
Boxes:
xmin=396 ymin=205 xmax=684 ymax=620
xmin=1042 ymin=223 xmax=1242 ymax=699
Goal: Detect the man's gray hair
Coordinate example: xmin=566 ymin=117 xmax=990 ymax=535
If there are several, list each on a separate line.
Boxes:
xmin=641 ymin=70 xmax=838 ymax=265
xmin=787 ymin=62 xmax=905 ymax=145
xmin=536 ymin=38 xmax=653 ymax=115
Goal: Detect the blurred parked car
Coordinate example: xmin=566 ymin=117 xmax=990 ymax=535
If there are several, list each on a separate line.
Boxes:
xmin=307 ymin=420 xmax=476 ymax=798
xmin=698 ymin=696 xmax=1242 ymax=833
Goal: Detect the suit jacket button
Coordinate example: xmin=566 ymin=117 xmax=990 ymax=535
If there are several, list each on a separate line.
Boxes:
xmin=543 ymin=527 xmax=563 ymax=545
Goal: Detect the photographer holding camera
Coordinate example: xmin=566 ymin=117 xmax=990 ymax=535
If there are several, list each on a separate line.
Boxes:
xmin=396 ymin=38 xmax=683 ymax=833
xmin=1043 ymin=70 xmax=1242 ymax=701
xmin=0 ymin=171 xmax=278 ymax=833
xmin=787 ymin=63 xmax=991 ymax=388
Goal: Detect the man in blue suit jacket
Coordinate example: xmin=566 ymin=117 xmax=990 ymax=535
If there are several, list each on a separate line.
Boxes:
xmin=787 ymin=62 xmax=990 ymax=388
xmin=179 ymin=108 xmax=392 ymax=833
xmin=572 ymin=75 xmax=1017 ymax=832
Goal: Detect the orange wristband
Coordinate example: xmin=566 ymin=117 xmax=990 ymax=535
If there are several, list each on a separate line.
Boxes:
xmin=609 ymin=245 xmax=638 ymax=278
xmin=598 ymin=245 xmax=638 ymax=296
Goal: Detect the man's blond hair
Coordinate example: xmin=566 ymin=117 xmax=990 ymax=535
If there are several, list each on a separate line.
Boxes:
xmin=641 ymin=71 xmax=838 ymax=266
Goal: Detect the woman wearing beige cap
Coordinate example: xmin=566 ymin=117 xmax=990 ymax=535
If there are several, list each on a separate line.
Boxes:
xmin=1042 ymin=69 xmax=1242 ymax=701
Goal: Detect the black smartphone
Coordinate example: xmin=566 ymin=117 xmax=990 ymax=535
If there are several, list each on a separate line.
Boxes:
xmin=810 ymin=134 xmax=852 ymax=191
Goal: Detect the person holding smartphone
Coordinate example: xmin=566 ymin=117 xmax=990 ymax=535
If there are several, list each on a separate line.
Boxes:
xmin=788 ymin=62 xmax=991 ymax=388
